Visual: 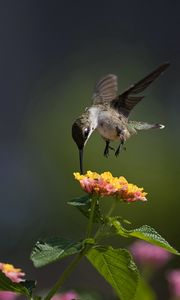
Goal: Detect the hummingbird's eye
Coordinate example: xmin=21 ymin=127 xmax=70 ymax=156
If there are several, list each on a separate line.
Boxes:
xmin=83 ymin=127 xmax=90 ymax=139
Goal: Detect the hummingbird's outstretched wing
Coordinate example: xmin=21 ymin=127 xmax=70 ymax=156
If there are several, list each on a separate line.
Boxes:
xmin=112 ymin=62 xmax=170 ymax=117
xmin=92 ymin=74 xmax=118 ymax=104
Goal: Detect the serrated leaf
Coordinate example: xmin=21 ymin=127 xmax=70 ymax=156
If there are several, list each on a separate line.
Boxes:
xmin=135 ymin=278 xmax=156 ymax=300
xmin=0 ymin=271 xmax=36 ymax=297
xmin=68 ymin=195 xmax=90 ymax=206
xmin=111 ymin=220 xmax=179 ymax=255
xmin=86 ymin=247 xmax=139 ymax=300
xmin=31 ymin=237 xmax=84 ymax=267
xmin=130 ymin=225 xmax=179 ymax=254
xmin=68 ymin=196 xmax=104 ymax=223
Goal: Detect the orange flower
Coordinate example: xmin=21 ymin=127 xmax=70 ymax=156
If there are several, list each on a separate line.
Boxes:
xmin=0 ymin=263 xmax=25 ymax=283
xmin=74 ymin=171 xmax=147 ymax=202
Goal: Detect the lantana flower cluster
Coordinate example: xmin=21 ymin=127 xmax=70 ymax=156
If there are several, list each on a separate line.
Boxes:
xmin=0 ymin=263 xmax=25 ymax=283
xmin=74 ymin=171 xmax=147 ymax=202
xmin=130 ymin=240 xmax=172 ymax=269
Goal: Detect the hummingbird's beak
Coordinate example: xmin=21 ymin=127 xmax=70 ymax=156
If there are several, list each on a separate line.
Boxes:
xmin=79 ymin=148 xmax=84 ymax=174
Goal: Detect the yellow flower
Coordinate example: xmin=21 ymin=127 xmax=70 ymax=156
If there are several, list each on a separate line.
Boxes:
xmin=74 ymin=171 xmax=147 ymax=202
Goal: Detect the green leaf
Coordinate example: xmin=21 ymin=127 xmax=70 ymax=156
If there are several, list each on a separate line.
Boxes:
xmin=135 ymin=278 xmax=156 ymax=300
xmin=68 ymin=195 xmax=90 ymax=206
xmin=130 ymin=225 xmax=179 ymax=254
xmin=111 ymin=220 xmax=179 ymax=255
xmin=68 ymin=195 xmax=104 ymax=223
xmin=31 ymin=237 xmax=84 ymax=267
xmin=86 ymin=246 xmax=139 ymax=300
xmin=0 ymin=271 xmax=36 ymax=297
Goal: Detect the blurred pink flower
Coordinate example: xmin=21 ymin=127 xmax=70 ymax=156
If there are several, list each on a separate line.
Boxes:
xmin=167 ymin=269 xmax=180 ymax=298
xmin=52 ymin=291 xmax=79 ymax=300
xmin=0 ymin=263 xmax=25 ymax=283
xmin=0 ymin=292 xmax=18 ymax=300
xmin=129 ymin=241 xmax=172 ymax=269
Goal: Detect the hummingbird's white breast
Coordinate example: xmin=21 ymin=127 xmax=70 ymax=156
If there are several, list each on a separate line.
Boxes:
xmin=88 ymin=105 xmax=130 ymax=142
xmin=97 ymin=111 xmax=119 ymax=140
xmin=88 ymin=106 xmax=99 ymax=130
xmin=97 ymin=108 xmax=129 ymax=141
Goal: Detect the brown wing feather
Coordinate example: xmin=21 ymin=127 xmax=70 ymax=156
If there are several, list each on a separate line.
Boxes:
xmin=92 ymin=74 xmax=118 ymax=104
xmin=114 ymin=96 xmax=145 ymax=117
xmin=112 ymin=62 xmax=170 ymax=116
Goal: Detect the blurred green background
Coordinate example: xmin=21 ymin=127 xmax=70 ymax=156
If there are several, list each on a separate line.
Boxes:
xmin=0 ymin=1 xmax=180 ymax=299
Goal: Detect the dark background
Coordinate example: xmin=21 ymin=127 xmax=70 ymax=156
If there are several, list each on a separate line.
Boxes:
xmin=0 ymin=1 xmax=180 ymax=299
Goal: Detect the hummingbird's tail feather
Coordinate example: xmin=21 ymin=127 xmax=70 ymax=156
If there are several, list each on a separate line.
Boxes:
xmin=129 ymin=121 xmax=165 ymax=131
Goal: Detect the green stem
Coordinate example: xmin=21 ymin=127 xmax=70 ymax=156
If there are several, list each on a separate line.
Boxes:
xmin=107 ymin=198 xmax=118 ymax=217
xmin=44 ymin=196 xmax=98 ymax=300
xmin=86 ymin=196 xmax=97 ymax=238
xmin=94 ymin=198 xmax=118 ymax=241
xmin=44 ymin=251 xmax=84 ymax=300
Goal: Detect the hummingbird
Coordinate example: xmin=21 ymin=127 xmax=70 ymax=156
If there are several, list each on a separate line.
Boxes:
xmin=72 ymin=62 xmax=169 ymax=174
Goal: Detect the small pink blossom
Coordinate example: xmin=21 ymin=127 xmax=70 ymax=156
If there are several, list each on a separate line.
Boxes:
xmin=52 ymin=291 xmax=79 ymax=300
xmin=0 ymin=292 xmax=18 ymax=300
xmin=0 ymin=263 xmax=25 ymax=283
xmin=167 ymin=269 xmax=180 ymax=298
xmin=130 ymin=241 xmax=172 ymax=269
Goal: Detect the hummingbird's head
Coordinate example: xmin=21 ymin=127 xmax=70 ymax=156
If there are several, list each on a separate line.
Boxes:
xmin=72 ymin=118 xmax=91 ymax=149
xmin=72 ymin=115 xmax=94 ymax=174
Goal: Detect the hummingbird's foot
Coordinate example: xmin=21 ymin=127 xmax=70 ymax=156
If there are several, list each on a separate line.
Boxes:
xmin=115 ymin=145 xmax=121 ymax=157
xmin=109 ymin=146 xmax=115 ymax=151
xmin=104 ymin=141 xmax=114 ymax=157
xmin=115 ymin=141 xmax=124 ymax=157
